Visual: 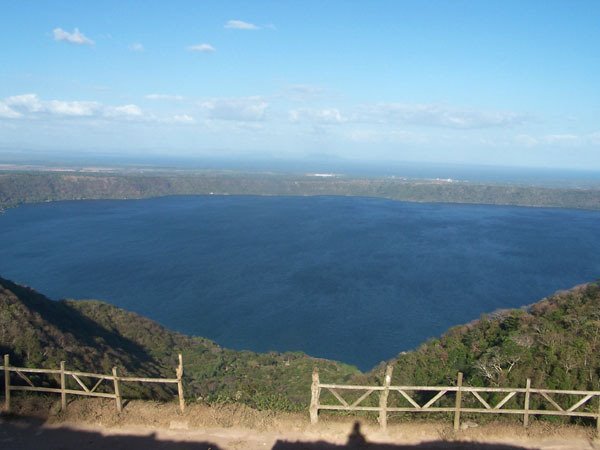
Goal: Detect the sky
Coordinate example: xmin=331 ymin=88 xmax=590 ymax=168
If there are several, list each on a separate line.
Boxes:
xmin=1 ymin=0 xmax=599 ymax=170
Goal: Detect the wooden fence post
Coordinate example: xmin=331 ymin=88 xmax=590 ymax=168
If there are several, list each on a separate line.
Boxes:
xmin=3 ymin=354 xmax=10 ymax=412
xmin=60 ymin=361 xmax=67 ymax=411
xmin=112 ymin=367 xmax=122 ymax=412
xmin=597 ymin=394 xmax=600 ymax=437
xmin=379 ymin=365 xmax=393 ymax=430
xmin=523 ymin=378 xmax=531 ymax=428
xmin=453 ymin=372 xmax=463 ymax=431
xmin=309 ymin=367 xmax=320 ymax=424
xmin=177 ymin=353 xmax=185 ymax=413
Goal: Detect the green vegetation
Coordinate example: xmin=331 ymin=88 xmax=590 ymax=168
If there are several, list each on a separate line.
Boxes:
xmin=355 ymin=282 xmax=600 ymax=415
xmin=2 ymin=170 xmax=600 ymax=211
xmin=0 ymin=277 xmax=358 ymax=410
xmin=2 ymin=275 xmax=600 ymax=415
xmin=382 ymin=282 xmax=600 ymax=390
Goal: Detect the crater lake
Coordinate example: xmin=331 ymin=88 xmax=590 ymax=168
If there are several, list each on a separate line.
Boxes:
xmin=1 ymin=195 xmax=599 ymax=370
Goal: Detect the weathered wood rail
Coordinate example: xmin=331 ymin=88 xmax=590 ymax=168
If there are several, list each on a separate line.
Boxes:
xmin=1 ymin=354 xmax=185 ymax=413
xmin=310 ymin=366 xmax=600 ymax=432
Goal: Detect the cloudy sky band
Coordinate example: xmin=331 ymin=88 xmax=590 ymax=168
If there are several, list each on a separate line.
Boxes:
xmin=1 ymin=1 xmax=599 ymax=168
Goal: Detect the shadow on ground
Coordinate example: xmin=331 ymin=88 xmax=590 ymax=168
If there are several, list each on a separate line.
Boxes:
xmin=0 ymin=417 xmax=537 ymax=450
xmin=0 ymin=416 xmax=220 ymax=450
xmin=273 ymin=422 xmax=537 ymax=450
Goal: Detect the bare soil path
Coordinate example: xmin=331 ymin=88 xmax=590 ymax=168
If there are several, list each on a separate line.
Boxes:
xmin=1 ymin=398 xmax=599 ymax=450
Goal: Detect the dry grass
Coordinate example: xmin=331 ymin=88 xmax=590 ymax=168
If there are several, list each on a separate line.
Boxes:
xmin=3 ymin=396 xmax=599 ymax=449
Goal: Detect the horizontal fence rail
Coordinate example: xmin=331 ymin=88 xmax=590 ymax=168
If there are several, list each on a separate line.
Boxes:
xmin=1 ymin=354 xmax=185 ymax=413
xmin=309 ymin=366 xmax=600 ymax=433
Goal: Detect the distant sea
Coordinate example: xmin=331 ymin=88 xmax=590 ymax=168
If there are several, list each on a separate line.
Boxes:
xmin=1 ymin=195 xmax=600 ymax=370
xmin=3 ymin=149 xmax=600 ymax=188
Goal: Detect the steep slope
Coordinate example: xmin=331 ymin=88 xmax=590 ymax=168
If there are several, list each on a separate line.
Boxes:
xmin=364 ymin=281 xmax=600 ymax=393
xmin=4 ymin=275 xmax=600 ymax=413
xmin=0 ymin=276 xmax=358 ymax=408
xmin=0 ymin=277 xmax=166 ymax=374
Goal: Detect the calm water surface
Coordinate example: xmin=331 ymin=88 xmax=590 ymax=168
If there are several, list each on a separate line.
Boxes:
xmin=1 ymin=196 xmax=599 ymax=370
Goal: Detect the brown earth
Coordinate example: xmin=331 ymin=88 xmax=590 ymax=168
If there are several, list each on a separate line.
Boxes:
xmin=1 ymin=397 xmax=599 ymax=450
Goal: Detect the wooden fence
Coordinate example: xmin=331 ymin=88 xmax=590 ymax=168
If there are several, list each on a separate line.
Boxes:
xmin=1 ymin=354 xmax=185 ymax=413
xmin=310 ymin=366 xmax=600 ymax=432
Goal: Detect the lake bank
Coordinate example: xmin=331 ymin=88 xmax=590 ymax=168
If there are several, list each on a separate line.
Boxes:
xmin=2 ymin=195 xmax=599 ymax=369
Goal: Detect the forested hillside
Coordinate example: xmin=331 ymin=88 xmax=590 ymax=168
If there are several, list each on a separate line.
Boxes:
xmin=0 ymin=277 xmax=358 ymax=409
xmin=2 ymin=275 xmax=600 ymax=414
xmin=368 ymin=282 xmax=600 ymax=393
xmin=2 ymin=171 xmax=600 ymax=211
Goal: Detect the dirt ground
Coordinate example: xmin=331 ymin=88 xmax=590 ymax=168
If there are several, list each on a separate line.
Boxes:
xmin=1 ymin=398 xmax=599 ymax=450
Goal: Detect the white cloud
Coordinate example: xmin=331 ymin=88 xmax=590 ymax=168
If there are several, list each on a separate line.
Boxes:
xmin=589 ymin=132 xmax=600 ymax=145
xmin=346 ymin=129 xmax=422 ymax=144
xmin=104 ymin=104 xmax=143 ymax=118
xmin=168 ymin=114 xmax=195 ymax=124
xmin=286 ymin=103 xmax=524 ymax=129
xmin=357 ymin=103 xmax=524 ymax=129
xmin=188 ymin=43 xmax=216 ymax=53
xmin=289 ymin=108 xmax=346 ymax=124
xmin=53 ymin=27 xmax=94 ymax=45
xmin=6 ymin=94 xmax=100 ymax=117
xmin=0 ymin=102 xmax=22 ymax=119
xmin=129 ymin=43 xmax=144 ymax=52
xmin=201 ymin=97 xmax=268 ymax=121
xmin=0 ymin=93 xmax=202 ymax=127
xmin=225 ymin=20 xmax=259 ymax=30
xmin=5 ymin=94 xmax=44 ymax=112
xmin=145 ymin=94 xmax=185 ymax=101
xmin=0 ymin=94 xmax=149 ymax=120
xmin=513 ymin=132 xmax=600 ymax=148
xmin=543 ymin=134 xmax=580 ymax=145
xmin=46 ymin=100 xmax=100 ymax=116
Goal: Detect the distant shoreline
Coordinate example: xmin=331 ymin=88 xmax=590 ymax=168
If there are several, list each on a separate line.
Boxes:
xmin=1 ymin=169 xmax=600 ymax=212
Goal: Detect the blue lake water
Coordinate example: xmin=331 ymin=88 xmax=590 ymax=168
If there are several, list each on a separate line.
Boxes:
xmin=1 ymin=195 xmax=599 ymax=370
